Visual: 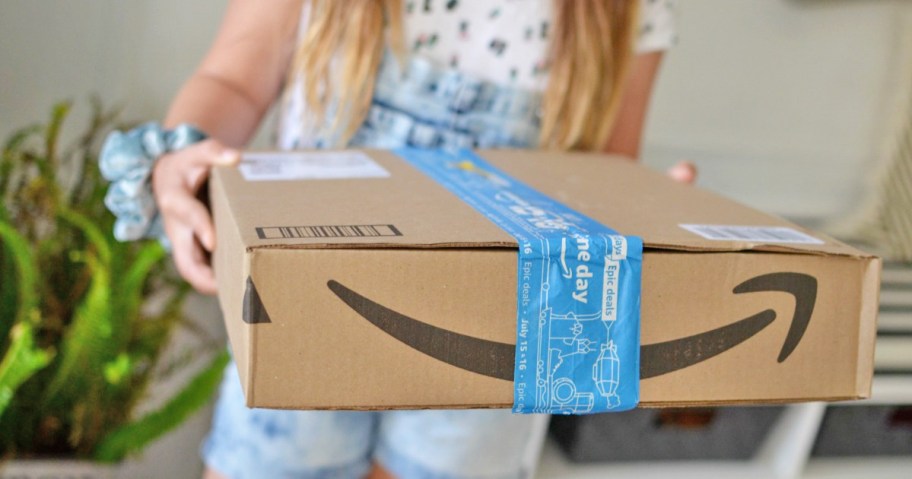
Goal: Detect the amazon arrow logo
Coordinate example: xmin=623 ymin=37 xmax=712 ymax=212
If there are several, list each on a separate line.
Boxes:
xmin=639 ymin=272 xmax=817 ymax=378
xmin=321 ymin=272 xmax=817 ymax=380
xmin=240 ymin=273 xmax=817 ymax=379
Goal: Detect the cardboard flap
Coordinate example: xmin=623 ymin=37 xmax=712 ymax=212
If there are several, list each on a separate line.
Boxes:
xmin=482 ymin=150 xmax=869 ymax=257
xmin=211 ymin=150 xmax=516 ymax=250
xmin=212 ymin=149 xmax=870 ymax=259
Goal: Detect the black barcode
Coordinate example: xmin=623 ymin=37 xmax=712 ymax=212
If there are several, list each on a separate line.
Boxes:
xmin=256 ymin=224 xmax=402 ymax=239
xmin=680 ymin=224 xmax=823 ymax=244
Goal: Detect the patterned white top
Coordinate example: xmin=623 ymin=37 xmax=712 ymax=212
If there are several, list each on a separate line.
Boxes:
xmin=404 ymin=0 xmax=678 ymax=91
xmin=278 ymin=0 xmax=677 ymax=148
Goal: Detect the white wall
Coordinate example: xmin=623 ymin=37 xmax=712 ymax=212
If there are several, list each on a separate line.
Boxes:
xmin=643 ymin=0 xmax=912 ymax=220
xmin=0 ymin=0 xmax=227 ymax=147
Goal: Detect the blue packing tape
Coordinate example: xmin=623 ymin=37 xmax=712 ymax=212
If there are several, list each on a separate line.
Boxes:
xmin=394 ymin=148 xmax=642 ymax=414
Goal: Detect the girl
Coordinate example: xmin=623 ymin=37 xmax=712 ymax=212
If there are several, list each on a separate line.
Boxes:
xmin=108 ymin=1 xmax=693 ymax=477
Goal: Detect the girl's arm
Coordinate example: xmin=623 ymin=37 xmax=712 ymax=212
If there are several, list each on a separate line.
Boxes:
xmin=163 ymin=0 xmax=303 ymax=145
xmin=605 ymin=51 xmax=696 ymax=182
xmin=603 ymin=51 xmax=663 ymax=159
xmin=154 ymin=0 xmax=303 ymax=294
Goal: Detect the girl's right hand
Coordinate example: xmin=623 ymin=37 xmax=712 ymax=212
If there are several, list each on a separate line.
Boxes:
xmin=152 ymin=140 xmax=240 ymax=295
xmin=666 ymin=161 xmax=697 ymax=185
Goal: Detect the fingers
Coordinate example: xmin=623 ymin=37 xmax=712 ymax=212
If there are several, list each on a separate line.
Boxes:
xmin=160 ymin=191 xmax=219 ymax=295
xmin=152 ymin=139 xmax=238 ymax=295
xmin=179 ymin=139 xmax=241 ymax=169
xmin=173 ymin=230 xmax=219 ymax=295
xmin=168 ymin=192 xmax=216 ymax=251
xmin=169 ymin=225 xmax=218 ymax=295
xmin=173 ymin=140 xmax=241 ymax=192
xmin=667 ymin=161 xmax=697 ymax=185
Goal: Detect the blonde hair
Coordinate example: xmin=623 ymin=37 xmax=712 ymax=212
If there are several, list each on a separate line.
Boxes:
xmin=290 ymin=0 xmax=639 ymax=151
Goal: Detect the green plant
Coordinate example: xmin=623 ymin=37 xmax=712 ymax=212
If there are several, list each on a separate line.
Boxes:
xmin=0 ymin=100 xmax=228 ymax=463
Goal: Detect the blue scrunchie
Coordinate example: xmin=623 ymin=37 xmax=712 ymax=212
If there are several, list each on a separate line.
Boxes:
xmin=99 ymin=122 xmax=207 ymax=247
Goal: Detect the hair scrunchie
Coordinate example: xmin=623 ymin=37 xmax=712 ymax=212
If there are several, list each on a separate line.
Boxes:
xmin=99 ymin=122 xmax=207 ymax=248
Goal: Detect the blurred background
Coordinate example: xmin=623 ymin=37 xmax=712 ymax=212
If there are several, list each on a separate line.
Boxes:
xmin=4 ymin=0 xmax=911 ymax=222
xmin=2 ymin=0 xmax=911 ymax=477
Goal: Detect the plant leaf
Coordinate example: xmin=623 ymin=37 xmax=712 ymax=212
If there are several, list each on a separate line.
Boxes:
xmin=117 ymin=241 xmax=167 ymax=325
xmin=43 ymin=207 xmax=116 ymax=402
xmin=1 ymin=125 xmax=42 ymax=201
xmin=3 ymin=124 xmax=42 ymax=152
xmin=0 ymin=322 xmax=54 ymax=417
xmin=57 ymin=207 xmax=112 ymax=265
xmin=43 ymin=250 xmax=111 ymax=402
xmin=0 ymin=220 xmax=52 ymax=420
xmin=93 ymin=349 xmax=230 ymax=462
xmin=44 ymin=101 xmax=71 ymax=175
xmin=123 ymin=242 xmax=166 ymax=295
xmin=0 ymin=220 xmax=39 ymax=315
xmin=0 ymin=239 xmax=18 ymax=351
xmin=103 ymin=353 xmax=132 ymax=386
xmin=0 ymin=261 xmax=17 ymax=349
xmin=43 ymin=208 xmax=115 ymax=403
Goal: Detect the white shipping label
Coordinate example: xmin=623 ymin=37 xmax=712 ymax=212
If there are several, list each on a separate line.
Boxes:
xmin=239 ymin=151 xmax=390 ymax=181
xmin=680 ymin=224 xmax=824 ymax=244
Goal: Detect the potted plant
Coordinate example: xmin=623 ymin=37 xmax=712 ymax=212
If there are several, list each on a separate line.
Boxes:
xmin=0 ymin=100 xmax=228 ymax=476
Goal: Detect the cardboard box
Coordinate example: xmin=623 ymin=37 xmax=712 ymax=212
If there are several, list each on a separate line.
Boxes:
xmin=210 ymin=149 xmax=880 ymax=409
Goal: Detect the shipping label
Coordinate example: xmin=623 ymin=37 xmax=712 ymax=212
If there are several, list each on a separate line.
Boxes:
xmin=239 ymin=151 xmax=390 ymax=181
xmin=680 ymin=224 xmax=823 ymax=244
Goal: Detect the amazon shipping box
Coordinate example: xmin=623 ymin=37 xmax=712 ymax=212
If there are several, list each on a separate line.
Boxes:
xmin=210 ymin=149 xmax=880 ymax=409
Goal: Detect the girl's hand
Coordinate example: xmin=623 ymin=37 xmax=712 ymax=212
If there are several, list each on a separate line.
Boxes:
xmin=152 ymin=140 xmax=240 ymax=295
xmin=667 ymin=160 xmax=697 ymax=185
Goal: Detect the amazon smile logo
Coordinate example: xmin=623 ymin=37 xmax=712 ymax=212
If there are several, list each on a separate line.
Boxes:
xmin=242 ymin=273 xmax=817 ymax=380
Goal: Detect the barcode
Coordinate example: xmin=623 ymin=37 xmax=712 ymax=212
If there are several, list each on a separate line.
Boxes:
xmin=679 ymin=224 xmax=823 ymax=244
xmin=256 ymin=224 xmax=402 ymax=239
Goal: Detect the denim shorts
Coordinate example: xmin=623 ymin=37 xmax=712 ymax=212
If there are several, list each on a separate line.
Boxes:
xmin=202 ymin=363 xmax=550 ymax=479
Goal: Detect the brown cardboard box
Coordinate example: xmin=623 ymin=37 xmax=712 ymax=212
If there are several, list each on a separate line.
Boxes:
xmin=210 ymin=149 xmax=880 ymax=409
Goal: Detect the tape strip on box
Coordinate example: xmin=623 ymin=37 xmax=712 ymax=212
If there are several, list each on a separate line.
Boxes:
xmin=394 ymin=148 xmax=643 ymax=414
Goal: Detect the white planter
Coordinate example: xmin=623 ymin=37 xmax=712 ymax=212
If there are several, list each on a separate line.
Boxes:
xmin=0 ymin=403 xmax=214 ymax=479
xmin=0 ymin=459 xmax=118 ymax=479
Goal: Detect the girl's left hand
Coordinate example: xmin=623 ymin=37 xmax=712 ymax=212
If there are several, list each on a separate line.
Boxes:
xmin=667 ymin=161 xmax=697 ymax=185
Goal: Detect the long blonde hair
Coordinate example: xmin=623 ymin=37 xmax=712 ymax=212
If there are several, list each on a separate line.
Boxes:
xmin=290 ymin=0 xmax=639 ymax=151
